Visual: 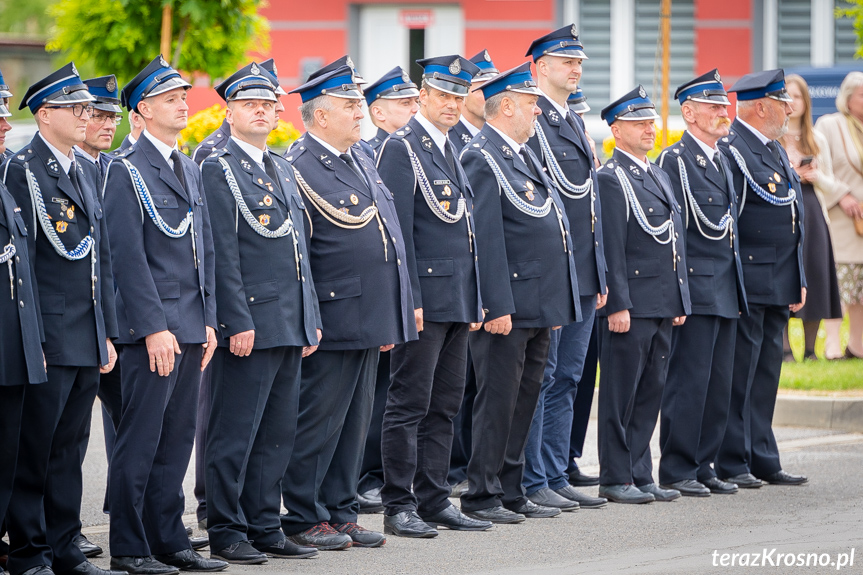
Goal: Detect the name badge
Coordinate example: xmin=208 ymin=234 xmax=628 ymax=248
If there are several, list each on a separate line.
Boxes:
xmin=433 ymin=179 xmax=451 ymax=185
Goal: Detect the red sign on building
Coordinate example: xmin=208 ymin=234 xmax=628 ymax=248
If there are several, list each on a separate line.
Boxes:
xmin=399 ymin=10 xmax=434 ymax=29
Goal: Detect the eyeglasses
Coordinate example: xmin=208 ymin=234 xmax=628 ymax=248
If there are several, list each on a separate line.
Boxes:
xmin=91 ymin=113 xmax=123 ymax=126
xmin=45 ymin=104 xmax=94 ymax=118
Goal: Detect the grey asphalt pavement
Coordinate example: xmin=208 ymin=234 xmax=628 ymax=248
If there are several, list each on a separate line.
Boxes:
xmin=74 ymin=402 xmax=862 ymax=575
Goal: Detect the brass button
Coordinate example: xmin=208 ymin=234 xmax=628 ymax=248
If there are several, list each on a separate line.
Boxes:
xmin=635 ymin=270 xmax=639 ymax=275
xmin=249 ymin=296 xmax=255 ymax=302
xmin=513 ymin=273 xmax=518 ymax=278
xmin=330 ymin=292 xmax=335 ymax=297
xmin=428 ymin=268 xmax=433 ymax=273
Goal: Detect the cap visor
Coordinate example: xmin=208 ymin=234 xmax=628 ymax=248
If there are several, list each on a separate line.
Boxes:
xmin=689 ymin=95 xmax=731 ymax=105
xmin=426 ymin=78 xmax=470 ymax=96
xmin=94 ymin=102 xmax=124 ymax=113
xmin=545 ymin=49 xmax=588 ymax=60
xmin=616 ymin=107 xmax=660 ymax=121
xmin=146 ymin=77 xmax=192 ymax=99
xmin=510 ymin=86 xmax=542 ymax=96
xmin=324 ymin=89 xmax=365 ymax=100
xmin=46 ymin=90 xmax=96 ymax=105
xmin=0 ymin=103 xmax=10 ymax=117
xmin=568 ymin=102 xmax=590 ymax=113
xmin=230 ymin=88 xmax=278 ymax=102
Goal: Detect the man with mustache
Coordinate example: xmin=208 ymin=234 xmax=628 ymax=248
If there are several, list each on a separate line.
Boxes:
xmin=656 ymin=70 xmax=747 ymax=497
xmin=3 ymin=63 xmax=120 ymax=575
xmin=716 ymin=69 xmax=808 ymax=488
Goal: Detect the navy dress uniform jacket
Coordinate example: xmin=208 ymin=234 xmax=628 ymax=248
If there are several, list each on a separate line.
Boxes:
xmin=461 ymin=124 xmax=580 ymax=328
xmin=286 ymin=135 xmax=416 ymax=350
xmin=192 ymin=119 xmax=231 ymax=166
xmin=718 ymin=119 xmax=806 ymax=305
xmin=0 ymin=182 xmax=46 ymax=384
xmin=375 ymin=117 xmax=482 ymax=324
xmin=104 ymin=135 xmax=217 ymax=344
xmin=598 ymin=149 xmax=691 ymax=318
xmin=201 ymin=139 xmax=321 ymax=348
xmin=3 ymin=135 xmax=118 ymax=367
xmin=366 ymin=128 xmax=389 ymax=156
xmin=658 ymin=131 xmax=747 ymax=318
xmin=448 ymin=121 xmax=474 ymax=151
xmin=527 ymin=97 xmax=607 ymax=297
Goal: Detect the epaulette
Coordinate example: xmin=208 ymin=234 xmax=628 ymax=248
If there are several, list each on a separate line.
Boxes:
xmin=110 ymin=146 xmax=133 ymax=159
xmin=600 ymin=160 xmax=615 ymax=171
xmin=389 ymin=127 xmax=410 ymax=140
xmin=12 ymin=147 xmax=36 ymax=163
xmin=284 ymin=142 xmax=309 ymax=163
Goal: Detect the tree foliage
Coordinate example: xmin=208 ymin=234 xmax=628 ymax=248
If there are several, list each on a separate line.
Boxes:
xmin=837 ymin=0 xmax=863 ymax=59
xmin=0 ymin=0 xmax=55 ymax=37
xmin=47 ymin=0 xmax=270 ymax=84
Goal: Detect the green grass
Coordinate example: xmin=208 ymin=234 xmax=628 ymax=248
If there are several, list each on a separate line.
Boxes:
xmin=779 ymin=358 xmax=863 ymax=392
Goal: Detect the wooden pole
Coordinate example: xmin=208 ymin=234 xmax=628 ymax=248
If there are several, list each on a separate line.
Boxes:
xmin=160 ymin=3 xmax=173 ymax=59
xmin=660 ymin=0 xmax=671 ymax=147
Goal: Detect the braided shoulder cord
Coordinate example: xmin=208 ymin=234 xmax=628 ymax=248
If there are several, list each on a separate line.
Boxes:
xmin=614 ymin=166 xmax=677 ymax=269
xmin=677 ymin=157 xmax=734 ymax=245
xmin=728 ymin=145 xmax=798 ymax=233
xmin=122 ymin=159 xmax=193 ymax=238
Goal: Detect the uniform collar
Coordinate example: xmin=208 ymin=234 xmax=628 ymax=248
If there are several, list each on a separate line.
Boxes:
xmin=306 ymin=132 xmax=347 ymax=158
xmin=540 ymin=89 xmax=569 ymax=120
xmin=616 ymin=147 xmax=651 ymax=172
xmin=141 ymin=129 xmax=178 ymax=162
xmin=735 ymin=116 xmax=771 ymax=145
xmin=486 ymin=122 xmax=523 ymax=154
xmin=74 ymin=145 xmax=99 ymax=164
xmin=230 ymin=135 xmax=265 ymax=166
xmin=687 ymin=131 xmax=721 ymax=160
xmin=414 ymin=110 xmax=449 ymax=155
xmin=460 ymin=116 xmax=481 ymax=137
xmin=127 ymin=133 xmax=137 ymax=145
xmin=38 ymin=132 xmax=74 ymax=174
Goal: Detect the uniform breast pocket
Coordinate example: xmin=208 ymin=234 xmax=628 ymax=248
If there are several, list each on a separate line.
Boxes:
xmin=690 ymin=190 xmax=728 ymax=221
xmin=245 ymin=280 xmax=282 ymax=341
xmin=742 ymin=245 xmax=776 ymax=296
xmin=14 ymin=213 xmax=28 ymax=237
xmin=507 ymin=179 xmax=545 ymax=219
xmin=418 ymin=258 xmax=454 ymax=314
xmin=154 ymin=280 xmax=182 ymax=331
xmin=509 ymin=259 xmax=541 ymax=320
xmin=686 ymin=257 xmax=716 ymax=307
xmin=640 ymin=199 xmax=669 ymax=226
xmin=316 ymin=275 xmax=362 ymax=342
xmin=627 ymin=257 xmax=662 ymax=314
xmin=752 ymin=170 xmax=786 ymax=197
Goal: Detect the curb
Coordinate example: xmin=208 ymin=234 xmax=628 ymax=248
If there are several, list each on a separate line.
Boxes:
xmin=587 ymin=391 xmax=863 ymax=432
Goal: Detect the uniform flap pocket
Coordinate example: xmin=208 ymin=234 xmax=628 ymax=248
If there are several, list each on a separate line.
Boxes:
xmin=752 ymin=169 xmax=785 ymax=187
xmin=508 ymin=259 xmax=541 ymax=280
xmin=687 ymin=257 xmax=715 ymax=276
xmin=245 ymin=280 xmax=279 ymax=305
xmin=509 ymin=179 xmax=538 ymax=194
xmin=639 ymin=199 xmax=666 ymax=214
xmin=291 ymin=194 xmax=306 ymax=210
xmin=317 ymin=275 xmax=363 ymax=301
xmin=418 ymin=258 xmax=454 ymax=277
xmin=743 ymin=245 xmax=776 ymax=264
xmin=151 ymin=194 xmax=179 ymax=209
xmin=14 ymin=213 xmax=28 ymax=237
xmin=550 ymin=145 xmax=583 ymax=162
xmin=155 ymin=280 xmax=181 ymax=300
xmin=691 ymin=190 xmax=727 ymax=206
xmin=41 ymin=293 xmax=65 ymax=314
xmin=628 ymin=257 xmax=661 ymax=279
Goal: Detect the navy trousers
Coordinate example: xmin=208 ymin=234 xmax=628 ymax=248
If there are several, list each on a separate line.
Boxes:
xmin=460 ymin=327 xmax=551 ymax=512
xmin=660 ymin=315 xmax=737 ymax=484
xmin=0 ymin=385 xmax=25 ymax=527
xmin=96 ymin=356 xmax=122 ymax=514
xmin=357 ymin=351 xmax=390 ymax=495
xmin=566 ymin=318 xmax=599 ymax=473
xmin=523 ymin=296 xmax=596 ymax=494
xmin=281 ymin=348 xmax=378 ymax=535
xmin=7 ymin=365 xmax=99 ymax=575
xmin=194 ymin=366 xmax=211 ymax=526
xmin=109 ymin=343 xmax=202 ymax=557
xmin=598 ymin=318 xmax=672 ymax=486
xmin=206 ymin=347 xmax=301 ymax=551
xmin=382 ymin=322 xmax=469 ymax=516
xmin=447 ymin=354 xmax=476 ymax=485
xmin=716 ymin=305 xmax=789 ymax=479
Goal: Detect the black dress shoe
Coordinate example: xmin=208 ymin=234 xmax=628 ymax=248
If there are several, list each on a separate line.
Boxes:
xmin=567 ymin=466 xmax=600 ymax=487
xmin=358 ymin=487 xmax=384 ymax=514
xmin=660 ymin=479 xmax=710 ymax=497
xmin=383 ymin=511 xmax=438 ymax=538
xmin=722 ymin=473 xmax=762 ymax=488
xmin=332 ymin=522 xmax=386 ymax=548
xmin=67 ymin=561 xmax=127 ymax=575
xmin=760 ymin=470 xmax=809 ymax=486
xmin=153 ymin=549 xmax=227 ymax=572
xmin=288 ymin=523 xmax=352 ymax=550
xmin=598 ymin=484 xmax=654 ymax=504
xmin=462 ymin=506 xmax=525 ymax=524
xmin=702 ymin=476 xmax=738 ymax=494
xmin=508 ymin=500 xmax=560 ymax=519
xmin=73 ymin=535 xmax=103 ymax=558
xmin=555 ymin=484 xmax=608 ymax=509
xmin=185 ymin=528 xmax=193 ymax=537
xmin=188 ymin=537 xmax=208 ymax=552
xmin=110 ymin=556 xmax=179 ymax=575
xmin=20 ymin=567 xmax=55 ymax=575
xmin=211 ymin=541 xmax=267 ymax=565
xmin=528 ymin=487 xmax=579 ymax=511
xmin=637 ymin=483 xmax=680 ymax=502
xmin=422 ymin=504 xmax=493 ymax=531
xmin=253 ymin=537 xmax=317 ymax=559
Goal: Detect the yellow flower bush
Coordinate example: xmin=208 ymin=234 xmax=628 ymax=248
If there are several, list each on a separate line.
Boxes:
xmin=601 ymin=127 xmax=684 ymax=162
xmin=178 ymin=104 xmax=301 ymax=156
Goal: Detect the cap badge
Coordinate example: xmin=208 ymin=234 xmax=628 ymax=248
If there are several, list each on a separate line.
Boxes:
xmin=402 ymin=71 xmax=411 ymax=83
xmin=272 ymin=62 xmax=278 ymax=75
xmin=570 ymin=24 xmax=578 ymax=37
xmin=106 ymin=77 xmax=116 ymax=92
xmin=346 ymin=56 xmax=355 ymax=69
xmin=714 ymin=71 xmax=721 ymax=82
xmin=250 ymin=63 xmax=260 ymax=76
xmin=449 ymin=59 xmax=461 ymax=75
xmin=159 ymin=55 xmax=169 ymax=68
xmin=484 ymin=50 xmax=491 ymax=63
xmin=638 ymin=86 xmax=647 ymax=99
xmin=71 ymin=62 xmax=79 ymax=77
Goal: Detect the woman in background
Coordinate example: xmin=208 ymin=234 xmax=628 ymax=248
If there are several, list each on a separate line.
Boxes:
xmin=780 ymin=74 xmax=844 ymax=360
xmin=815 ymin=72 xmax=863 ymax=359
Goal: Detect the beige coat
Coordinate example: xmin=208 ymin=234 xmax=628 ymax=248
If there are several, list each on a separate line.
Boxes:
xmin=814 ymin=113 xmax=862 ymax=264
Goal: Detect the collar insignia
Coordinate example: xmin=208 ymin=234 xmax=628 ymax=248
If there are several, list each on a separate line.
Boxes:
xmin=696 ymin=154 xmax=707 ymax=167
xmin=461 ymin=133 xmax=471 ymax=143
xmin=502 ymin=145 xmax=513 ymax=157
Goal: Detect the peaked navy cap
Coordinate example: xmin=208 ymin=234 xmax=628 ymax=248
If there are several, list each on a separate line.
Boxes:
xmin=19 ymin=62 xmax=95 ymax=114
xmin=0 ymin=66 xmax=11 ymax=117
xmin=121 ymin=55 xmax=191 ymax=112
xmin=215 ymin=62 xmax=277 ymax=102
xmin=307 ymin=56 xmax=366 ymax=86
xmin=600 ymin=85 xmax=660 ymax=125
xmin=364 ymin=66 xmax=419 ymax=105
xmin=567 ymin=88 xmax=590 ymax=113
xmin=729 ymin=68 xmax=792 ymax=102
xmin=259 ymin=58 xmax=287 ymax=95
xmin=84 ymin=75 xmax=123 ymax=113
xmin=675 ymin=69 xmax=730 ymax=105
xmin=468 ymin=50 xmax=499 ymax=80
xmin=416 ymin=55 xmax=480 ymax=96
xmin=289 ymin=65 xmax=363 ymax=103
xmin=525 ymin=24 xmax=588 ymax=62
xmin=475 ymin=62 xmax=541 ymax=99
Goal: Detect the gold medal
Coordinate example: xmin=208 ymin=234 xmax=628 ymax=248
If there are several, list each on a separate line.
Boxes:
xmin=526 ymin=180 xmax=535 ymax=191
xmin=441 ymin=200 xmax=451 ymax=211
xmin=442 ymin=185 xmax=452 ymax=197
xmin=257 ymin=178 xmax=264 ymax=184
xmin=339 ymin=207 xmax=350 ymax=214
xmin=263 ymin=194 xmax=273 ymax=207
xmin=526 ymin=190 xmax=535 ymax=201
xmin=67 ymin=205 xmax=75 ymax=219
xmin=56 ymin=221 xmax=68 ymax=233
xmin=774 ymin=172 xmax=781 ymax=182
xmin=350 ymin=194 xmax=359 ymax=205
xmin=258 ymin=214 xmax=270 ymax=226
xmin=768 ymin=182 xmax=776 ymax=193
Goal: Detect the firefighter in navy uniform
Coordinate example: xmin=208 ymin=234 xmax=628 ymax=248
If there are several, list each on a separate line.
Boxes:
xmin=656 ymin=70 xmax=747 ymax=497
xmin=595 ymin=86 xmax=690 ymax=505
xmin=716 ymin=69 xmax=808 ymax=488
